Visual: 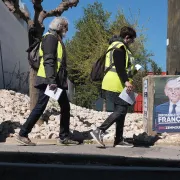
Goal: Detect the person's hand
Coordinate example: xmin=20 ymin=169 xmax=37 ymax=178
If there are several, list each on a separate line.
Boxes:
xmin=125 ymin=81 xmax=133 ymax=94
xmin=49 ymin=84 xmax=57 ymax=93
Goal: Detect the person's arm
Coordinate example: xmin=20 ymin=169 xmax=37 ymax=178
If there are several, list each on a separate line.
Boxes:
xmin=113 ymin=46 xmax=133 ymax=92
xmin=113 ymin=46 xmax=128 ymax=83
xmin=42 ymin=34 xmax=58 ymax=85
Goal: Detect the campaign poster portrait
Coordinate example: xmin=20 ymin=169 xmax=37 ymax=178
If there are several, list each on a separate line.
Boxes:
xmin=154 ymin=76 xmax=180 ymax=133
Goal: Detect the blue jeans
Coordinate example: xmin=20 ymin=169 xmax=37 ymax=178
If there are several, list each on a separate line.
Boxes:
xmin=99 ymin=90 xmax=129 ymax=144
xmin=19 ymin=86 xmax=70 ymax=140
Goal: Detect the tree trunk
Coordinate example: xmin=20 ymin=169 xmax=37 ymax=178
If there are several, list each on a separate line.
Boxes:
xmin=29 ymin=68 xmax=38 ymax=111
xmin=167 ymin=0 xmax=180 ymax=75
xmin=29 ymin=68 xmax=44 ymax=126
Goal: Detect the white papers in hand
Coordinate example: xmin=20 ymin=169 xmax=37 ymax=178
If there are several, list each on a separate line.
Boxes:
xmin=44 ymin=85 xmax=63 ymax=101
xmin=119 ymin=87 xmax=138 ymax=105
xmin=135 ymin=64 xmax=142 ymax=71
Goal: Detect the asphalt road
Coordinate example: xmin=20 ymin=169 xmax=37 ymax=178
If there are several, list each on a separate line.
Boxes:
xmin=0 ymin=143 xmax=180 ymax=180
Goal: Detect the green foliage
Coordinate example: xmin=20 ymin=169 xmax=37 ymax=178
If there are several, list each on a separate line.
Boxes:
xmin=66 ymin=2 xmax=110 ymax=84
xmin=72 ymin=81 xmax=100 ymax=109
xmin=149 ymin=60 xmax=162 ymax=74
xmin=66 ymin=1 xmax=161 ymax=108
xmin=66 ymin=2 xmax=110 ymax=107
xmin=133 ymin=71 xmax=147 ymax=93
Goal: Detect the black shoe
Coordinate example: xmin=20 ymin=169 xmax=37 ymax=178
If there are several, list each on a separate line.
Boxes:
xmin=113 ymin=140 xmax=133 ymax=147
xmin=90 ymin=128 xmax=105 ymax=147
xmin=57 ymin=138 xmax=79 ymax=146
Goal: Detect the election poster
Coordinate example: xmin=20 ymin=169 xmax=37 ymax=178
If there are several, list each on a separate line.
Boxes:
xmin=154 ymin=76 xmax=180 ymax=133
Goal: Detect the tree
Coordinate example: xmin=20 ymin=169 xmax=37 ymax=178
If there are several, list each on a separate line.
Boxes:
xmin=149 ymin=59 xmax=162 ymax=75
xmin=133 ymin=59 xmax=162 ymax=94
xmin=66 ymin=2 xmax=160 ymax=108
xmin=2 ymin=0 xmax=79 ymax=110
xmin=66 ymin=2 xmax=111 ymax=108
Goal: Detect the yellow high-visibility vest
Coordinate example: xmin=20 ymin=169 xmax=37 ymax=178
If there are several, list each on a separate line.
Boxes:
xmin=102 ymin=41 xmax=135 ymax=93
xmin=37 ymin=32 xmax=63 ymax=78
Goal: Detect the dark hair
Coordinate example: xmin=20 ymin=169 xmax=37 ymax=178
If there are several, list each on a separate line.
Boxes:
xmin=120 ymin=26 xmax=136 ymax=39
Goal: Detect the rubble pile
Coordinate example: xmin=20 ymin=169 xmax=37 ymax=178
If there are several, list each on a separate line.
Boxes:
xmin=0 ymin=90 xmax=179 ymax=145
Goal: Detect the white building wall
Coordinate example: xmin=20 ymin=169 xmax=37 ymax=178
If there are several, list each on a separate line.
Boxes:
xmin=0 ymin=0 xmax=29 ymax=93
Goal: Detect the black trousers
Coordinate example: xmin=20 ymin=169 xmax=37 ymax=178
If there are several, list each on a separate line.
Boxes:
xmin=19 ymin=87 xmax=70 ymax=140
xmin=99 ymin=90 xmax=129 ymax=144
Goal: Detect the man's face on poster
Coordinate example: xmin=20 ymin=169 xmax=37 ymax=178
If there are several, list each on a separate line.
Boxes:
xmin=164 ymin=79 xmax=180 ymax=104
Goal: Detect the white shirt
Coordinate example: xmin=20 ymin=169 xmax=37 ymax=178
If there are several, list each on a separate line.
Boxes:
xmin=169 ymin=101 xmax=180 ymax=114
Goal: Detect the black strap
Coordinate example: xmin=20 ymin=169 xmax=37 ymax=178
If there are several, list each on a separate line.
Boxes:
xmin=104 ymin=62 xmax=114 ymax=76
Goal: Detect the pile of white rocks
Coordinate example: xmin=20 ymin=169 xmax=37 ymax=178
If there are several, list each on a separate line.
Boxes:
xmin=0 ymin=89 xmax=180 ymax=145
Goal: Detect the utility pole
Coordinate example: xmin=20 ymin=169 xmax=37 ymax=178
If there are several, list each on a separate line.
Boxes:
xmin=167 ymin=0 xmax=180 ymax=75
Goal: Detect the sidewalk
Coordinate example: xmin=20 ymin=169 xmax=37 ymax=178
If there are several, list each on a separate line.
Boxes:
xmin=1 ymin=142 xmax=180 ymax=180
xmin=0 ymin=138 xmax=180 ymax=161
xmin=0 ymin=140 xmax=180 ymax=180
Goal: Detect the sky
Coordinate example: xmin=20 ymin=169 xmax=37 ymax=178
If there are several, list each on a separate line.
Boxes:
xmin=23 ymin=0 xmax=168 ymax=71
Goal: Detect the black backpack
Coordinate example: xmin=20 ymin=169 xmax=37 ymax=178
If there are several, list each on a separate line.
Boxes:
xmin=26 ymin=39 xmax=41 ymax=70
xmin=90 ymin=46 xmax=120 ymax=82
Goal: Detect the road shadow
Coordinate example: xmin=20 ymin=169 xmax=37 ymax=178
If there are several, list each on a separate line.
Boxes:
xmin=69 ymin=129 xmax=93 ymax=144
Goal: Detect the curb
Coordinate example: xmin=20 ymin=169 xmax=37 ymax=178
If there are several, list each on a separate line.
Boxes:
xmin=4 ymin=137 xmax=57 ymax=145
xmin=4 ymin=137 xmax=180 ymax=147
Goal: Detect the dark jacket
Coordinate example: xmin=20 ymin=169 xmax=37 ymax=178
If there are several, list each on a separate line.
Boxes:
xmin=35 ymin=29 xmax=67 ymax=89
xmin=155 ymin=102 xmax=170 ymax=114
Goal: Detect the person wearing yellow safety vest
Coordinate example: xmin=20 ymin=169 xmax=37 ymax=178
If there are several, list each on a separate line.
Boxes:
xmin=90 ymin=26 xmax=137 ymax=147
xmin=16 ymin=17 xmax=79 ymax=146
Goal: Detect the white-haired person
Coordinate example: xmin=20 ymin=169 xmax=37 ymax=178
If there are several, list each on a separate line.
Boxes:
xmin=16 ymin=17 xmax=79 ymax=146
